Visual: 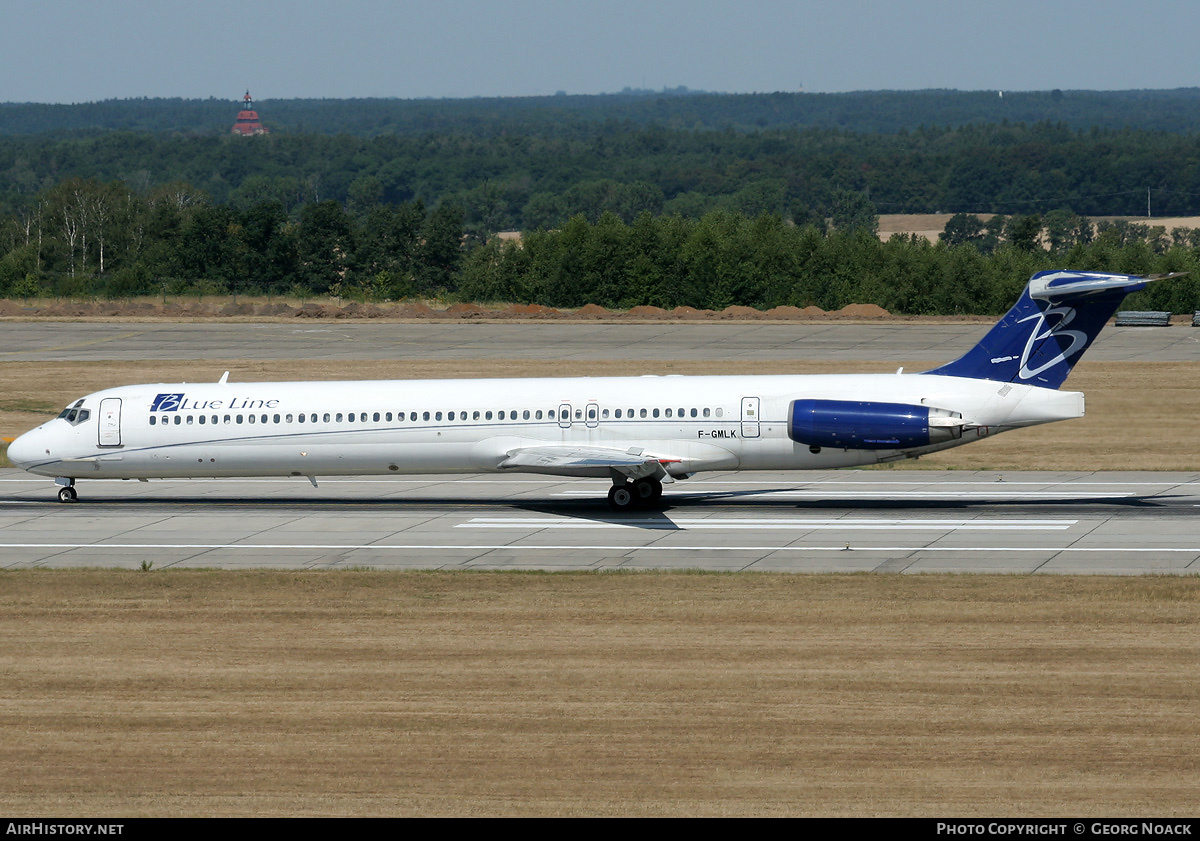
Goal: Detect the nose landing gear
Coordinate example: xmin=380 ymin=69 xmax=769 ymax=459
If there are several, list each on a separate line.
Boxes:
xmin=55 ymin=479 xmax=77 ymax=503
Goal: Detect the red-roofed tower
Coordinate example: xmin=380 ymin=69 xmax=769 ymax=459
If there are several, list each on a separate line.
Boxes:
xmin=232 ymin=90 xmax=269 ymax=136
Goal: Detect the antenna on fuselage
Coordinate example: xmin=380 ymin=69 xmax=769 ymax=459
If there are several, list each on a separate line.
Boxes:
xmin=218 ymin=371 xmax=230 ymax=384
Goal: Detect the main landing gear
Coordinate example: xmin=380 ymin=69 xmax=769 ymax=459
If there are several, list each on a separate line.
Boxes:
xmin=607 ymin=476 xmax=663 ymax=511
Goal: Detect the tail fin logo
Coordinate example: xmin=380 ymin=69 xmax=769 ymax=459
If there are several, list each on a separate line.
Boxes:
xmin=1017 ymin=304 xmax=1088 ymax=380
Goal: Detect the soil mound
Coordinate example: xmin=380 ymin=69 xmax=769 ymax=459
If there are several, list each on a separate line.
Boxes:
xmin=624 ymin=305 xmax=669 ymax=318
xmin=834 ymin=303 xmax=891 ymax=318
xmin=507 ymin=303 xmax=561 ymax=318
xmin=718 ymin=305 xmax=764 ymax=320
xmin=573 ymin=304 xmax=612 ymax=318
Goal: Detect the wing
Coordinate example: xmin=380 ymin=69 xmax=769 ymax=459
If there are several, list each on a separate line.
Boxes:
xmin=499 ymin=445 xmax=680 ymax=482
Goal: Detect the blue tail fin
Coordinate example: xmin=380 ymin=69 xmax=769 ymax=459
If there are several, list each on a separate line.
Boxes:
xmin=923 ymin=270 xmax=1184 ymax=389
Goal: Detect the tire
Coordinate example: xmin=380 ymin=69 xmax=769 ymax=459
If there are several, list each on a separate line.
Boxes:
xmin=607 ymin=484 xmax=635 ymax=510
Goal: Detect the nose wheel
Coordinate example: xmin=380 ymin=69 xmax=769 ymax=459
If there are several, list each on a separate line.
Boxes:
xmin=57 ymin=486 xmax=78 ymax=503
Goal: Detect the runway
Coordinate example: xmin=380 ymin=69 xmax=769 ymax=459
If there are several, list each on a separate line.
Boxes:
xmin=4 ymin=319 xmax=1199 ymax=574
xmin=2 ymin=319 xmax=1199 ymax=361
xmin=3 ymin=469 xmax=1199 ymax=574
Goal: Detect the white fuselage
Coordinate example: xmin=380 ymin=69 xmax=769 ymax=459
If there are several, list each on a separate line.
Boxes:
xmin=8 ymin=372 xmax=1084 ymax=483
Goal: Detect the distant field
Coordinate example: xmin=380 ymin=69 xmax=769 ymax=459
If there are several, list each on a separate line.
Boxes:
xmin=878 ymin=213 xmax=1200 ymax=243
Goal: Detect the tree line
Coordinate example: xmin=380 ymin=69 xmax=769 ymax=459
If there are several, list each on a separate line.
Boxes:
xmin=5 ymin=121 xmax=1200 ymax=240
xmin=6 ymin=89 xmax=1200 ymax=137
xmin=3 ymin=175 xmax=1198 ymax=314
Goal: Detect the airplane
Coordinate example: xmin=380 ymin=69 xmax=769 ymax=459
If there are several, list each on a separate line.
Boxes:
xmin=5 ymin=270 xmax=1183 ymax=509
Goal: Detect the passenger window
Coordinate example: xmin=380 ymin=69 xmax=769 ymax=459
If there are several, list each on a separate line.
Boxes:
xmin=186 ymin=415 xmax=194 ymax=425
xmin=473 ymin=411 xmax=480 ymax=420
xmin=348 ymin=413 xmax=355 ymax=423
xmin=614 ymin=409 xmax=621 ymax=419
xmin=273 ymin=414 xmax=281 ymax=423
xmin=298 ymin=414 xmax=305 ymax=423
xmin=548 ymin=410 xmax=555 ymax=419
xmin=435 ymin=411 xmax=443 ymax=421
xmin=236 ymin=415 xmax=243 ymax=424
xmin=174 ymin=415 xmax=182 ymax=425
xmin=448 ymin=411 xmax=456 ymax=421
xmin=286 ymin=414 xmax=293 ymax=423
xmin=639 ymin=408 xmax=647 ymax=418
xmin=199 ymin=416 xmax=206 ymax=424
xmin=535 ymin=410 xmax=543 ymax=420
xmin=716 ymin=408 xmax=723 ymax=417
xmin=653 ymin=408 xmax=660 ymax=418
xmin=486 ymin=411 xmax=493 ymax=420
xmin=386 ymin=412 xmax=392 ymax=421
xmin=373 ymin=412 xmax=380 ymax=422
xmin=690 ymin=408 xmax=698 ymax=418
xmin=523 ymin=410 xmax=530 ymax=420
xmin=498 ymin=411 xmax=505 ymax=420
xmin=261 ymin=414 xmax=268 ymax=424
xmin=703 ymin=408 xmax=711 ymax=418
xmin=664 ymin=409 xmax=672 ymax=418
xmin=410 ymin=412 xmax=417 ymax=421
xmin=149 ymin=416 xmax=156 ymax=426
xmin=248 ymin=415 xmax=256 ymax=424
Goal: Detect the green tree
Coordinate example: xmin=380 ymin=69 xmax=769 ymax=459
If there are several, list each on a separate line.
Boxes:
xmin=830 ymin=189 xmax=878 ymax=236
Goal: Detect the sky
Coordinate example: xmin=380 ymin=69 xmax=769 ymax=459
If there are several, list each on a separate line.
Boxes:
xmin=2 ymin=0 xmax=1198 ymax=104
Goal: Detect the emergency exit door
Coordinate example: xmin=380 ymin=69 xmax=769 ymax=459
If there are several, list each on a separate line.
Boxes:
xmin=740 ymin=396 xmax=760 ymax=438
xmin=98 ymin=398 xmax=122 ymax=447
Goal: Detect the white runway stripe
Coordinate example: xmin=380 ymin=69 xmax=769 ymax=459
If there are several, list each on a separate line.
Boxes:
xmin=557 ymin=490 xmax=1129 ymax=499
xmin=0 ymin=542 xmax=1195 ymax=554
xmin=458 ymin=517 xmax=1076 ymax=531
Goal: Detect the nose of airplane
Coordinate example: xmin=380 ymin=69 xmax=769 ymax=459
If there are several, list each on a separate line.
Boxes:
xmin=5 ymin=426 xmax=45 ymax=470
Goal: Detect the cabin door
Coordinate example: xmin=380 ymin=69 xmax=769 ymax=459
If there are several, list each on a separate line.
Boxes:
xmin=98 ymin=398 xmax=122 ymax=447
xmin=740 ymin=396 xmax=760 ymax=439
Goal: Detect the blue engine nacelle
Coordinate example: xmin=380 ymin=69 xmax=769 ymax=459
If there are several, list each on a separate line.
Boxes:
xmin=789 ymin=399 xmax=937 ymax=450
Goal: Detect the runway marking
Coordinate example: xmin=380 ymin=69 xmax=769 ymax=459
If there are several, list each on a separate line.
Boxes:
xmin=557 ymin=491 xmax=1134 ymax=499
xmin=457 ymin=517 xmax=1077 ymax=531
xmin=0 ymin=542 xmax=1197 ymax=554
xmin=0 ymin=478 xmax=1193 ymax=488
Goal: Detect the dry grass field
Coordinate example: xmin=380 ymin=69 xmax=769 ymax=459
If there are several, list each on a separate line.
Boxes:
xmin=1 ymin=571 xmax=1198 ymax=817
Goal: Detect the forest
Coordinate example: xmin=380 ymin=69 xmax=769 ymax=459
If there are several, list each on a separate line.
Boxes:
xmin=3 ymin=90 xmax=1200 ymax=314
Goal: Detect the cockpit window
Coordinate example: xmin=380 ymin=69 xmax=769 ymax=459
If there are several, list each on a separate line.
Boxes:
xmin=57 ymin=406 xmax=91 ymax=426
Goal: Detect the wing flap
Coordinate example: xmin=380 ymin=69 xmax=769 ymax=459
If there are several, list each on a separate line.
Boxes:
xmin=500 ymin=445 xmax=679 ymax=481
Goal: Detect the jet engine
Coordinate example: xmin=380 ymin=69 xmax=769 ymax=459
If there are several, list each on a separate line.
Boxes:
xmin=788 ymin=399 xmax=965 ymax=450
